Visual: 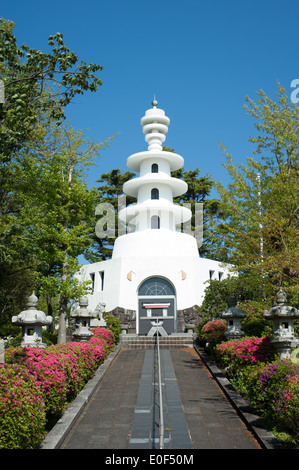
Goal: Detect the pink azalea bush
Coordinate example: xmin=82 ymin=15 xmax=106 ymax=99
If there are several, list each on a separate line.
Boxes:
xmin=216 ymin=336 xmax=276 ymax=369
xmin=0 ymin=364 xmax=46 ymax=449
xmin=50 ymin=340 xmax=106 ymax=399
xmin=0 ymin=327 xmax=114 ymax=448
xmin=214 ymin=335 xmax=299 ymax=444
xmin=201 ymin=319 xmax=227 ymax=347
xmin=5 ymin=347 xmax=68 ymax=414
xmin=90 ymin=327 xmax=114 ymax=351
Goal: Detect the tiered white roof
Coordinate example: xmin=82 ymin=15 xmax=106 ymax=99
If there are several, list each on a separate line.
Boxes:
xmin=119 ymin=100 xmax=191 ymax=231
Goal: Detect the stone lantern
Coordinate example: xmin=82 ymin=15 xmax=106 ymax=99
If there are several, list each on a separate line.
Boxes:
xmin=70 ymin=296 xmax=97 ymax=342
xmin=220 ymin=295 xmax=246 ymax=339
xmin=91 ymin=302 xmax=107 ymax=328
xmin=263 ymin=289 xmax=299 ymax=359
xmin=12 ymin=292 xmax=52 ymax=348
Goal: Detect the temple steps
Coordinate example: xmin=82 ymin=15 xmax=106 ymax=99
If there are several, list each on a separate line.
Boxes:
xmin=120 ymin=333 xmax=195 ymax=349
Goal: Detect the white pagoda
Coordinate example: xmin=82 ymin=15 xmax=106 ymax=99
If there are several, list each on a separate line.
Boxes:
xmin=78 ymin=100 xmax=230 ymax=335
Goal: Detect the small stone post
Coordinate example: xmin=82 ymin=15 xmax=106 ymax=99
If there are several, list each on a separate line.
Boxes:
xmin=70 ymin=296 xmax=97 ymax=342
xmin=12 ymin=292 xmax=52 ymax=348
xmin=263 ymin=289 xmax=299 ymax=359
xmin=220 ymin=295 xmax=246 ymax=339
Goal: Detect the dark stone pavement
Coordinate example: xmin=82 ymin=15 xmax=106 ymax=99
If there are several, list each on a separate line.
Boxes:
xmin=170 ymin=348 xmax=260 ymax=449
xmin=60 ymin=347 xmax=261 ymax=449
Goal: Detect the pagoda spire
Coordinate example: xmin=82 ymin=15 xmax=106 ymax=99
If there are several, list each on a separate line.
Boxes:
xmin=118 ymin=102 xmax=191 ymax=233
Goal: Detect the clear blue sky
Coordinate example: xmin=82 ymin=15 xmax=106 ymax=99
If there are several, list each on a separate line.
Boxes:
xmin=2 ymin=0 xmax=299 ymax=190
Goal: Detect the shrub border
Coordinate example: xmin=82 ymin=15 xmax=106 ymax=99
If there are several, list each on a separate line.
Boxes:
xmin=40 ymin=343 xmax=121 ymax=449
xmin=194 ymin=343 xmax=284 ymax=449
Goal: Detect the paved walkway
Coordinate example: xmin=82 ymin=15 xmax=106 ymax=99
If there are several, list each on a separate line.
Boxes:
xmin=60 ymin=347 xmax=261 ymax=449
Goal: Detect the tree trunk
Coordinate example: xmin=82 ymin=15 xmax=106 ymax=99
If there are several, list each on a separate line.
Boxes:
xmin=58 ymin=293 xmax=67 ymax=344
xmin=58 ymin=165 xmax=73 ymax=344
xmin=57 ymin=253 xmax=68 ymax=344
xmin=46 ymin=294 xmax=55 ymax=334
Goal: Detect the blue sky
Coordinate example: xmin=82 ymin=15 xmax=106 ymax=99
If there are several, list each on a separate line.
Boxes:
xmin=2 ymin=0 xmax=299 ymax=190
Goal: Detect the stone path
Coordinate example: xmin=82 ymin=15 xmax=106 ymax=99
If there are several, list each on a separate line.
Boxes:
xmin=60 ymin=347 xmax=261 ymax=449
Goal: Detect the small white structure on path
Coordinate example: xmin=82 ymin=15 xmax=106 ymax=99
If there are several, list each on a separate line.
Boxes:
xmin=79 ymin=100 xmax=230 ymax=335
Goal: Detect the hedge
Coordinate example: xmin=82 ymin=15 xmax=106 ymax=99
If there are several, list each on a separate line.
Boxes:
xmin=0 ymin=328 xmax=114 ymax=449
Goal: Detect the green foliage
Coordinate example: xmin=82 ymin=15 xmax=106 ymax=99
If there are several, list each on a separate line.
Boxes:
xmin=199 ymin=274 xmax=269 ymax=320
xmin=0 ymin=18 xmax=110 ymax=341
xmin=0 ymin=18 xmax=103 ymax=156
xmin=244 ymin=360 xmax=299 ymax=416
xmin=275 ymin=374 xmax=299 ymax=440
xmin=172 ymin=167 xmax=227 ymax=260
xmin=92 ymin=169 xmax=136 ymax=260
xmin=0 ymin=324 xmax=19 ymax=338
xmin=238 ymin=300 xmax=272 ymax=337
xmin=0 ymin=364 xmax=47 ymax=449
xmin=216 ymin=83 xmax=299 ymax=297
xmin=104 ymin=313 xmax=121 ymax=345
xmin=196 ymin=316 xmax=210 ymax=343
xmin=0 ymin=118 xmax=112 ymax=341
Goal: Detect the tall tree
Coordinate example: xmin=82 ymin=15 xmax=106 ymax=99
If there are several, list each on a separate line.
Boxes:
xmin=172 ymin=168 xmax=228 ymax=260
xmin=31 ymin=123 xmax=108 ymax=343
xmin=0 ymin=18 xmax=102 ymax=157
xmin=215 ymin=83 xmax=299 ymax=303
xmin=92 ymin=165 xmax=226 ymax=261
xmin=0 ymin=18 xmax=105 ymax=332
xmin=88 ymin=169 xmax=136 ymax=261
xmin=2 ymin=120 xmax=110 ymax=343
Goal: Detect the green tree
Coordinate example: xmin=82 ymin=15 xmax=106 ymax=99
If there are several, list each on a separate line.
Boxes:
xmin=0 ymin=117 xmax=112 ymax=341
xmin=172 ymin=168 xmax=228 ymax=260
xmin=23 ymin=122 xmax=110 ymax=343
xmin=199 ymin=275 xmax=271 ymax=320
xmin=0 ymin=18 xmax=102 ymax=157
xmin=0 ymin=18 xmax=105 ymax=335
xmin=92 ymin=164 xmax=227 ymax=261
xmin=90 ymin=169 xmax=136 ymax=260
xmin=215 ymin=83 xmax=299 ymax=304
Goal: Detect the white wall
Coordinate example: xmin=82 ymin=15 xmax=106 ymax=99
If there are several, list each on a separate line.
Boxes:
xmin=80 ymin=250 xmax=232 ymax=314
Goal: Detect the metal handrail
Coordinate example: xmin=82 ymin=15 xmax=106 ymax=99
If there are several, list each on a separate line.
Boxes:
xmin=156 ymin=321 xmax=164 ymax=449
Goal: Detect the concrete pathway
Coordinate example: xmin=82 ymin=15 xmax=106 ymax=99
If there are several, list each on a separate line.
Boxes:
xmin=60 ymin=347 xmax=261 ymax=449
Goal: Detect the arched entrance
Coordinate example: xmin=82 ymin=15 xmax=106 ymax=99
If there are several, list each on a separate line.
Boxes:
xmin=137 ymin=277 xmax=176 ymax=335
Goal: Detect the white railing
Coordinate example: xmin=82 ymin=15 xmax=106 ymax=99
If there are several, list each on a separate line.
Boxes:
xmin=156 ymin=321 xmax=164 ymax=449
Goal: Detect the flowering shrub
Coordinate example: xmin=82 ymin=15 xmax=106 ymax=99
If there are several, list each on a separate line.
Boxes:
xmin=216 ymin=336 xmax=276 ymax=370
xmin=245 ymin=359 xmax=299 ymax=416
xmin=201 ymin=320 xmax=227 ymax=346
xmin=275 ymin=374 xmax=299 ymax=438
xmin=0 ymin=327 xmax=113 ymax=448
xmin=5 ymin=347 xmax=68 ymax=414
xmin=91 ymin=327 xmax=114 ymax=351
xmin=50 ymin=340 xmax=105 ymax=399
xmin=0 ymin=364 xmax=46 ymax=449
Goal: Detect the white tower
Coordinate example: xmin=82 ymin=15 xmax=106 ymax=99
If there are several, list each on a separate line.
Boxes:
xmin=113 ymin=99 xmax=199 ymax=261
xmin=78 ymin=100 xmax=231 ymax=335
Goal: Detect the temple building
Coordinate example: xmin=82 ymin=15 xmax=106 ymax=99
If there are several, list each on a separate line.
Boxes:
xmin=77 ymin=100 xmax=230 ymax=335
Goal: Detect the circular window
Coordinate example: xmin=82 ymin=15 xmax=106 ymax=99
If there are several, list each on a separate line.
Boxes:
xmin=138 ymin=277 xmax=175 ymax=296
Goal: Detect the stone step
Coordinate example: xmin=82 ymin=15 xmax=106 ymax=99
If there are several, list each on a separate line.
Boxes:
xmin=120 ymin=334 xmax=194 ymax=349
